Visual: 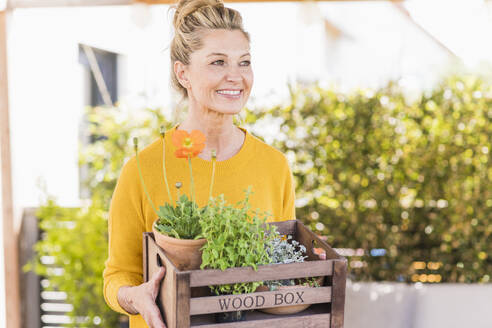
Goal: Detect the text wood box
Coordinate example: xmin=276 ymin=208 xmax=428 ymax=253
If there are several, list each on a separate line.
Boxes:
xmin=143 ymin=220 xmax=347 ymax=328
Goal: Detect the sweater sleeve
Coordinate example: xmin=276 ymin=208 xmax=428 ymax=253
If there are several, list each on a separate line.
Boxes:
xmin=103 ymin=157 xmax=145 ymax=315
xmin=282 ymin=158 xmax=296 ymax=221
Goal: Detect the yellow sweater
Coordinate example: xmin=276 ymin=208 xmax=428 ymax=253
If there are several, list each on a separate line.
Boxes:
xmin=103 ymin=125 xmax=296 ymax=327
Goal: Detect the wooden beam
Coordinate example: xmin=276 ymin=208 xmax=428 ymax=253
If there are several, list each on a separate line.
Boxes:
xmin=80 ymin=44 xmax=113 ymax=107
xmin=391 ymin=1 xmax=460 ymax=60
xmin=9 ymin=0 xmax=131 ymax=9
xmin=7 ymin=0 xmax=404 ymax=8
xmin=136 ymin=0 xmax=403 ymax=3
xmin=0 ymin=9 xmax=21 ymax=328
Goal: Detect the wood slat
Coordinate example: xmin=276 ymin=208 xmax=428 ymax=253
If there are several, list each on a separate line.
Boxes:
xmin=176 ymin=272 xmax=191 ymax=327
xmin=188 ymin=260 xmax=333 ymax=287
xmin=191 ymin=313 xmax=331 ymax=328
xmin=268 ymin=220 xmax=296 ymax=236
xmin=145 ymin=233 xmax=179 ymax=328
xmin=296 ymin=221 xmax=342 ymax=260
xmin=190 ymin=286 xmax=331 ymax=315
xmin=143 ymin=232 xmax=150 ymax=282
xmin=20 ymin=208 xmax=42 ymax=328
xmin=329 ymin=260 xmax=347 ymax=328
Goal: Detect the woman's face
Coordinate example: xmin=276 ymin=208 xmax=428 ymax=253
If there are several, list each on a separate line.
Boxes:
xmin=176 ymin=29 xmax=253 ymax=115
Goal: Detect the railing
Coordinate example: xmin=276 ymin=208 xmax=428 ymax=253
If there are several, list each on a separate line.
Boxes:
xmin=19 ymin=208 xmax=129 ymax=328
xmin=19 ymin=208 xmax=41 ymax=328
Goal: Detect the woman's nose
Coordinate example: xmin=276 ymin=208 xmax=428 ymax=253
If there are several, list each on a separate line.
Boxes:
xmin=225 ymin=66 xmax=242 ymax=82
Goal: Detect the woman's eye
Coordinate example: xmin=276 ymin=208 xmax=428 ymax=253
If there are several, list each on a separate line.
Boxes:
xmin=211 ymin=60 xmax=251 ymax=66
xmin=211 ymin=60 xmax=224 ymax=65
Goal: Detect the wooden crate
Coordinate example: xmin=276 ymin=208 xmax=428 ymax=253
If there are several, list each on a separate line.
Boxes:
xmin=143 ymin=220 xmax=347 ymax=328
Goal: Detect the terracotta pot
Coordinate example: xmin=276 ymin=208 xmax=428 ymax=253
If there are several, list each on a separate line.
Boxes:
xmin=152 ymin=221 xmax=207 ymax=271
xmin=255 ymin=276 xmax=325 ymax=315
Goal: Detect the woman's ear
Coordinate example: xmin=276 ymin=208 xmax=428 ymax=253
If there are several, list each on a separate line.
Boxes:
xmin=174 ymin=61 xmax=190 ymax=89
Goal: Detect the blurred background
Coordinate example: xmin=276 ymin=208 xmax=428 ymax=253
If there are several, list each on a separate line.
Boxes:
xmin=0 ymin=0 xmax=491 ymax=327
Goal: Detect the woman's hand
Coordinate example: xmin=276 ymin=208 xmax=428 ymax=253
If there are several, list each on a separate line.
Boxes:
xmin=118 ymin=267 xmax=167 ymax=328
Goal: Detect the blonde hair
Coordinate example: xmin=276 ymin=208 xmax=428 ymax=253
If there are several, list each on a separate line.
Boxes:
xmin=170 ymin=0 xmax=250 ymax=99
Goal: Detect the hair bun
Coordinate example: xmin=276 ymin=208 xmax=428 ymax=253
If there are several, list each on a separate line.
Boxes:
xmin=173 ymin=0 xmax=224 ymax=30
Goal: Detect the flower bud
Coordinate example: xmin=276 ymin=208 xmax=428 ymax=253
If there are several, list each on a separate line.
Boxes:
xmin=133 ymin=137 xmax=138 ymax=151
xmin=160 ymin=125 xmax=165 ymax=138
xmin=175 ymin=182 xmax=182 ymax=189
xmin=211 ymin=149 xmax=217 ymax=160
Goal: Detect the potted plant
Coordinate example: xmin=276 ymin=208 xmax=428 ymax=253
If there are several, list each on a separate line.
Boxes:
xmin=134 ymin=127 xmax=216 ymax=270
xmin=256 ymin=232 xmax=324 ymax=315
xmin=199 ymin=189 xmax=277 ymax=323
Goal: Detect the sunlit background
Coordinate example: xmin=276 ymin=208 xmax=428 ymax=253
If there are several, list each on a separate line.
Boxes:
xmin=1 ymin=0 xmax=492 ymax=327
xmin=6 ymin=0 xmax=492 ymax=208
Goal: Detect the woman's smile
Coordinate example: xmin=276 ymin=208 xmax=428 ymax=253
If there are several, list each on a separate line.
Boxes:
xmin=216 ymin=89 xmax=243 ymax=99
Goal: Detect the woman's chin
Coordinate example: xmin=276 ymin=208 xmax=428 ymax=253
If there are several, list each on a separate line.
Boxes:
xmin=209 ymin=105 xmax=244 ymax=116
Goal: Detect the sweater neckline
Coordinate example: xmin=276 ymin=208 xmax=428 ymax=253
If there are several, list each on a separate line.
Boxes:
xmin=165 ymin=124 xmax=254 ymax=171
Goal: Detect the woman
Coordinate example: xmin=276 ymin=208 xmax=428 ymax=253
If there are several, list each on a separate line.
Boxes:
xmin=103 ymin=0 xmax=296 ymax=327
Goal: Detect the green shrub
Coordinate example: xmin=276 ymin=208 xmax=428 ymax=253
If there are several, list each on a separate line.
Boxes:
xmin=28 ymin=199 xmax=120 ymax=327
xmin=245 ymin=76 xmax=491 ymax=283
xmin=27 ymin=106 xmax=172 ymax=327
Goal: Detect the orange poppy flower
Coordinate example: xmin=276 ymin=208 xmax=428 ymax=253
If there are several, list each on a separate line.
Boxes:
xmin=172 ymin=129 xmax=206 ymax=158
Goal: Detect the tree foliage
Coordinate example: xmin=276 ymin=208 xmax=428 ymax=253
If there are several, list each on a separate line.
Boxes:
xmin=245 ymin=76 xmax=491 ymax=283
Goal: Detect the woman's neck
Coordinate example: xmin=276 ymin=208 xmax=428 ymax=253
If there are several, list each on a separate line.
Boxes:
xmin=177 ymin=106 xmax=245 ymax=161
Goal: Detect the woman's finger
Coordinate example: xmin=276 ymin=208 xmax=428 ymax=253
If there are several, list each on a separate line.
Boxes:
xmin=149 ymin=267 xmax=166 ymax=299
xmin=147 ymin=302 xmax=166 ymax=328
xmin=151 ymin=266 xmax=166 ymax=282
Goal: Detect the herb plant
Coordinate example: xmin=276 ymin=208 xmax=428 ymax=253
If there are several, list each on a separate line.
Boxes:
xmin=199 ymin=188 xmax=277 ymax=295
xmin=154 ymin=193 xmax=206 ymax=240
xmin=134 ymin=128 xmax=216 ymax=240
xmin=267 ymin=233 xmax=307 ymax=264
xmin=264 ymin=232 xmax=319 ymax=290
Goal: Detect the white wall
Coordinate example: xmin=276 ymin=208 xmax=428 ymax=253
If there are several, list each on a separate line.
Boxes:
xmin=5 ymin=4 xmax=302 ymax=217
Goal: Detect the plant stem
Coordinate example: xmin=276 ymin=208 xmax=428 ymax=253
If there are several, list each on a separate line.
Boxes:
xmin=161 ymin=132 xmax=173 ymax=205
xmin=188 ymin=155 xmax=197 ymax=218
xmin=134 ymin=139 xmax=158 ymax=217
xmin=177 ymin=187 xmax=184 ymax=217
xmin=188 ymin=155 xmax=195 ymax=204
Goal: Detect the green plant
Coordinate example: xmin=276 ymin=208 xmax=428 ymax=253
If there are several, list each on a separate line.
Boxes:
xmin=26 ymin=106 xmax=171 ymax=327
xmin=267 ymin=233 xmax=307 ymax=264
xmin=245 ymin=75 xmax=491 ymax=283
xmin=25 ymin=198 xmax=120 ymax=327
xmin=263 ymin=233 xmax=320 ymax=290
xmin=199 ymin=188 xmax=277 ymax=295
xmin=154 ymin=192 xmax=206 ymax=239
xmin=134 ymin=129 xmax=216 ymax=240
